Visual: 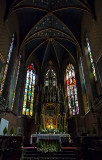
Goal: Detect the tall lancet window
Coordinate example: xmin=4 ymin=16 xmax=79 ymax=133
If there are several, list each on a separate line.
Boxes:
xmin=86 ymin=37 xmax=97 ymax=81
xmin=66 ymin=64 xmax=79 ymax=116
xmin=0 ymin=33 xmax=14 ymax=95
xmin=45 ymin=69 xmax=57 ymax=87
xmin=43 ymin=68 xmax=57 ymax=103
xmin=22 ymin=63 xmax=36 ymax=116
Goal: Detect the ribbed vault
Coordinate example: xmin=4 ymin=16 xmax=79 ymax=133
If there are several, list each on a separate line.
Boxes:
xmin=5 ymin=0 xmax=93 ymax=68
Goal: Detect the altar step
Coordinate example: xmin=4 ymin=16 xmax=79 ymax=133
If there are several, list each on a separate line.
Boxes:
xmin=21 ymin=148 xmax=78 ymax=160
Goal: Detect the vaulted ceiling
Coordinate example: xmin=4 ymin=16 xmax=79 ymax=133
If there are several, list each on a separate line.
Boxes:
xmin=6 ymin=0 xmax=93 ymax=69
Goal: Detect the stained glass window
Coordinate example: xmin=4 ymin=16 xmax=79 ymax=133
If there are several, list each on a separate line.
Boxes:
xmin=0 ymin=57 xmax=5 ymax=90
xmin=11 ymin=55 xmax=21 ymax=110
xmin=45 ymin=69 xmax=57 ymax=87
xmin=0 ymin=33 xmax=14 ymax=95
xmin=66 ymin=64 xmax=79 ymax=116
xmin=79 ymin=57 xmax=89 ymax=113
xmin=97 ymin=55 xmax=102 ymax=85
xmin=22 ymin=63 xmax=36 ymax=116
xmin=86 ymin=38 xmax=97 ymax=81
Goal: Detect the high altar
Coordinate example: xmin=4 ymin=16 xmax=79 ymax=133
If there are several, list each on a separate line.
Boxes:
xmin=35 ymin=62 xmax=67 ymax=134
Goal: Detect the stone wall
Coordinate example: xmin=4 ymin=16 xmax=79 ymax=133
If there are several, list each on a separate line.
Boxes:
xmin=0 ymin=112 xmax=17 ymax=135
xmin=80 ymin=0 xmax=102 ymax=135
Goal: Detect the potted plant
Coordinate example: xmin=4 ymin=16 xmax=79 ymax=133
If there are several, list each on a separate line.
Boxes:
xmin=59 ymin=124 xmax=63 ymax=134
xmin=63 ymin=126 xmax=65 ymax=134
xmin=93 ymin=127 xmax=97 ymax=136
xmin=86 ymin=129 xmax=90 ymax=136
xmin=10 ymin=127 xmax=15 ymax=136
xmin=39 ymin=125 xmax=42 ymax=134
xmin=3 ymin=127 xmax=8 ymax=136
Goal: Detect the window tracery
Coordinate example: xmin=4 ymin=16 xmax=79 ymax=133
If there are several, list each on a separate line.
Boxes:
xmin=22 ymin=63 xmax=36 ymax=116
xmin=0 ymin=33 xmax=14 ymax=95
xmin=66 ymin=64 xmax=79 ymax=116
xmin=86 ymin=37 xmax=97 ymax=81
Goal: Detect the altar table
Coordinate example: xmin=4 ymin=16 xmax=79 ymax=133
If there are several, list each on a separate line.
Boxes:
xmin=30 ymin=134 xmax=70 ymax=144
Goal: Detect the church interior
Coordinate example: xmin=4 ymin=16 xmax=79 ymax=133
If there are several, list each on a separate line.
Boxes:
xmin=0 ymin=0 xmax=102 ymax=159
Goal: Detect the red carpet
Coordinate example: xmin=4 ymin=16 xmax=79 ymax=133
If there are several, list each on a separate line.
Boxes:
xmin=23 ymin=147 xmax=37 ymax=149
xmin=61 ymin=147 xmax=77 ymax=149
xmin=23 ymin=146 xmax=76 ymax=150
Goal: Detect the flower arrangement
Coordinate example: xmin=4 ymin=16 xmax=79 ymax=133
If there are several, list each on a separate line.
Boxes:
xmin=37 ymin=140 xmax=61 ymax=153
xmin=53 ymin=128 xmax=59 ymax=134
xmin=41 ymin=128 xmax=48 ymax=134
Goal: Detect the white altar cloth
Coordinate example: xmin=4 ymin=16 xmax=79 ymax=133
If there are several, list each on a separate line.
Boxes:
xmin=30 ymin=134 xmax=70 ymax=144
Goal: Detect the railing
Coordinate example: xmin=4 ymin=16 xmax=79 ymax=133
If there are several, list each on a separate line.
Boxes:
xmin=77 ymin=136 xmax=102 ymax=160
xmin=0 ymin=136 xmax=23 ymax=150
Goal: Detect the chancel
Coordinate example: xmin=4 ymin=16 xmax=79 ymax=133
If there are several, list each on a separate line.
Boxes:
xmin=0 ymin=0 xmax=102 ymax=160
